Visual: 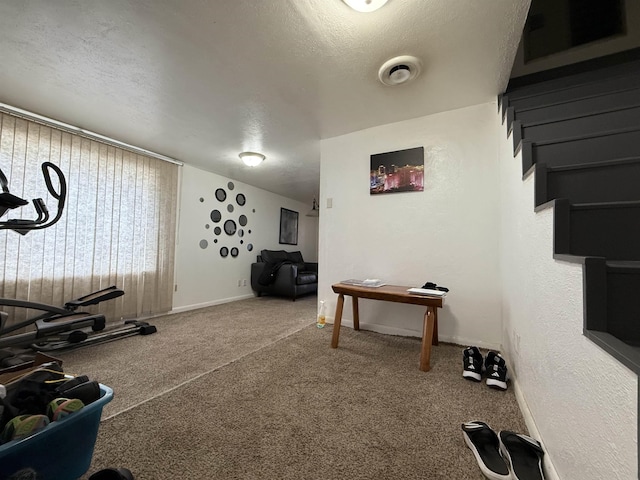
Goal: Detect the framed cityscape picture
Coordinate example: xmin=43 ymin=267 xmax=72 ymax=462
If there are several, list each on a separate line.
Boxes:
xmin=370 ymin=146 xmax=424 ymax=195
xmin=279 ymin=208 xmax=298 ymax=245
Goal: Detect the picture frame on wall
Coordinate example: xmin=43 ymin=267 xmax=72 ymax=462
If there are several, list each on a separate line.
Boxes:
xmin=370 ymin=146 xmax=424 ymax=195
xmin=279 ymin=208 xmax=299 ymax=245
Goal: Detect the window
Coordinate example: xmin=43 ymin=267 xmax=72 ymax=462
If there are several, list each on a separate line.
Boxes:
xmin=0 ymin=111 xmax=179 ymax=326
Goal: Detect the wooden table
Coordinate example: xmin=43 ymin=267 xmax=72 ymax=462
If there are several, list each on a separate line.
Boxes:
xmin=330 ymin=283 xmax=444 ymax=372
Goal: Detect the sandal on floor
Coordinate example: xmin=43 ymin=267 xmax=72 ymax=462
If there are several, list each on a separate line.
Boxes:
xmin=89 ymin=468 xmax=134 ymax=480
xmin=461 ymin=421 xmax=511 ymax=480
xmin=499 ymin=431 xmax=545 ymax=480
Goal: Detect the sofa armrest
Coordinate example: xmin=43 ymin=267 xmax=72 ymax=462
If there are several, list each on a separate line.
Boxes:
xmin=251 ymin=262 xmax=298 ymax=292
xmin=271 ymin=263 xmax=298 ymax=288
xmin=250 ymin=262 xmax=266 ymax=291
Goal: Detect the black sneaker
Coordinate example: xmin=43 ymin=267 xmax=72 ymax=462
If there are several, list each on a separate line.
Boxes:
xmin=462 ymin=346 xmax=483 ymax=382
xmin=461 ymin=421 xmax=511 ymax=480
xmin=485 ymin=351 xmax=508 ymax=390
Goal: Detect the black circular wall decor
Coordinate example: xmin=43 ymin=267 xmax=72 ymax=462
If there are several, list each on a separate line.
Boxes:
xmin=224 ymin=219 xmax=237 ymax=235
xmin=210 ymin=210 xmax=222 ymax=222
xmin=201 ymin=185 xmax=253 ymax=260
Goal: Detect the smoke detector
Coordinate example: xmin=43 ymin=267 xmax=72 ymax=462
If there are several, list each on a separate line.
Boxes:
xmin=378 ymin=55 xmax=422 ymax=86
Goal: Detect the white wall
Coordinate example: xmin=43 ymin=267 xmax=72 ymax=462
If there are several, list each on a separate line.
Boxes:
xmin=173 ymin=164 xmax=318 ymax=311
xmin=511 ymin=0 xmax=640 ymax=78
xmin=497 ymin=111 xmax=638 ymax=479
xmin=318 ymin=103 xmax=502 ymax=348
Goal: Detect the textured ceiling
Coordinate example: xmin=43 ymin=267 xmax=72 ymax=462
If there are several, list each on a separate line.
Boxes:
xmin=0 ymin=0 xmax=530 ymax=203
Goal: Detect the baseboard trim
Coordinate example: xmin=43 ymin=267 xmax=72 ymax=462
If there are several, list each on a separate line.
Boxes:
xmin=513 ymin=379 xmax=561 ymax=480
xmin=329 ymin=319 xmax=502 ymax=350
xmin=170 ymin=294 xmax=255 ymax=314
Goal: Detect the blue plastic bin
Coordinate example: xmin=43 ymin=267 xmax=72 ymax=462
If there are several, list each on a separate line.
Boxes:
xmin=0 ymin=383 xmax=113 ymax=480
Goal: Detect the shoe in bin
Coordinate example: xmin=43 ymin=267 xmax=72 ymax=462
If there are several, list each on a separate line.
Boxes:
xmin=461 ymin=421 xmax=510 ymax=480
xmin=499 ymin=430 xmax=545 ymax=480
xmin=462 ymin=346 xmax=483 ymax=382
xmin=89 ymin=467 xmax=134 ymax=480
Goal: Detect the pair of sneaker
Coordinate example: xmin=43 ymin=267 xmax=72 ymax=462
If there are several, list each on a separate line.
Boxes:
xmin=462 ymin=421 xmax=545 ymax=480
xmin=462 ymin=346 xmax=508 ymax=390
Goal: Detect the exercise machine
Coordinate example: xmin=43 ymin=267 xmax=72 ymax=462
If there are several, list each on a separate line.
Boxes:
xmin=0 ymin=161 xmax=66 ymax=235
xmin=0 ymin=286 xmax=157 ymax=356
xmin=0 ymin=162 xmax=157 ymax=361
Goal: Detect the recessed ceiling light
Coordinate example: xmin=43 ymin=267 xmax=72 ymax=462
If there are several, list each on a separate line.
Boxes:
xmin=342 ymin=0 xmax=389 ymax=13
xmin=378 ymin=56 xmax=422 ymax=86
xmin=239 ymin=151 xmax=265 ymax=167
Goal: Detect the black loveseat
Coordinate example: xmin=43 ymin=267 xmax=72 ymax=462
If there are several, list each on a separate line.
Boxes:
xmin=250 ymin=250 xmax=318 ymax=300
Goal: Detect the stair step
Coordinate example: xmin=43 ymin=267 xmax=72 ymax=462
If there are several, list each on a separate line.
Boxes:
xmin=583 ymin=257 xmax=640 ymax=373
xmin=521 ymin=127 xmax=640 ymax=175
xmin=502 ymin=72 xmax=640 ymax=121
xmin=505 ymin=49 xmax=640 ymax=97
xmin=554 ymin=199 xmax=640 ymax=260
xmin=506 ymin=87 xmax=640 ymax=134
xmin=513 ymin=105 xmax=640 ymax=155
xmin=607 ymin=264 xmax=640 ymax=344
xmin=536 ymin=157 xmax=640 ymax=207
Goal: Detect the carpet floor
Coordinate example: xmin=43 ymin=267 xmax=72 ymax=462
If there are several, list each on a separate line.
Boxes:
xmin=55 ymin=296 xmax=526 ymax=479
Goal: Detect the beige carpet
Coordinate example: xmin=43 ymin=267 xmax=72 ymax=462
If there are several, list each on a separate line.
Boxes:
xmin=58 ymin=295 xmax=317 ymax=418
xmin=52 ymin=295 xmax=528 ymax=480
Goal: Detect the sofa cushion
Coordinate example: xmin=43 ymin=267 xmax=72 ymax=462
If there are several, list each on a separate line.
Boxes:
xmin=286 ymin=251 xmax=304 ymax=263
xmin=261 ymin=250 xmax=288 ymax=264
xmin=296 ymin=271 xmax=317 ymax=285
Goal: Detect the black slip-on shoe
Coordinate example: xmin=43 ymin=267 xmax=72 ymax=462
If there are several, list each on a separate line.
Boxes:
xmin=499 ymin=431 xmax=545 ymax=480
xmin=462 ymin=421 xmax=511 ymax=480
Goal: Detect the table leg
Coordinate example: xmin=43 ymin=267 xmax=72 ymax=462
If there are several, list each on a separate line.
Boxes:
xmin=331 ymin=294 xmax=345 ymax=348
xmin=352 ymin=296 xmax=360 ymax=331
xmin=432 ymin=307 xmax=439 ymax=346
xmin=419 ymin=307 xmax=435 ymax=372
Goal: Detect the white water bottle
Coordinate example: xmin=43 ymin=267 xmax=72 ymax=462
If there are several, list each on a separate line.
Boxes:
xmin=317 ymin=301 xmax=326 ymax=329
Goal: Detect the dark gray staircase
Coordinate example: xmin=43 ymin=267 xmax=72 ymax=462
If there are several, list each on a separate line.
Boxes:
xmin=506 ymin=87 xmax=640 ymax=132
xmin=502 ymin=48 xmax=640 ymax=374
xmin=512 ymin=104 xmax=640 ymax=154
xmin=520 ymin=127 xmax=640 ymax=175
xmin=535 ymin=158 xmax=640 ymax=207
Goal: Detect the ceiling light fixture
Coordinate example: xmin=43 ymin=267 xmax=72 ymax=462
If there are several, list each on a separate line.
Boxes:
xmin=378 ymin=55 xmax=422 ymax=86
xmin=306 ymin=198 xmax=319 ymax=217
xmin=239 ymin=151 xmax=265 ymax=167
xmin=342 ymin=0 xmax=389 ymax=13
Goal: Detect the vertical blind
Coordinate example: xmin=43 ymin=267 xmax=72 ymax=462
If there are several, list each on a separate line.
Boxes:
xmin=0 ymin=112 xmax=179 ymax=326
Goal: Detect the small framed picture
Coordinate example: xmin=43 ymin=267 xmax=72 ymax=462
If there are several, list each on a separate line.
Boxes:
xmin=279 ymin=208 xmax=298 ymax=245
